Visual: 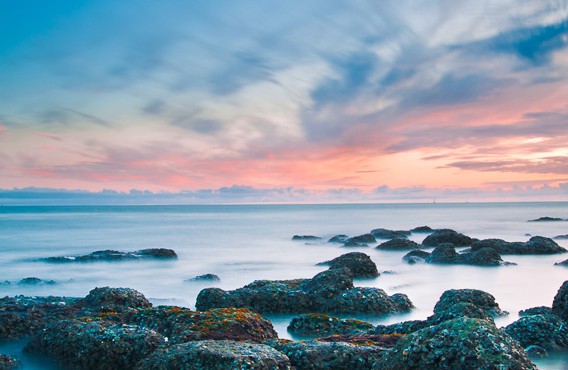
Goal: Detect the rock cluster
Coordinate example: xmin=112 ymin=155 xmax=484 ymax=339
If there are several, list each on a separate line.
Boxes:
xmin=470 ymin=236 xmax=566 ymax=255
xmin=40 ymin=248 xmax=178 ymax=263
xmin=316 ymin=252 xmax=379 ymax=278
xmin=287 ymin=313 xmax=374 ymax=337
xmin=195 ymin=268 xmax=412 ymax=315
xmin=402 ymin=245 xmax=514 ymax=266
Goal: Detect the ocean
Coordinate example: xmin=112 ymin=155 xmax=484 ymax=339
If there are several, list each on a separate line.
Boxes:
xmin=1 ymin=202 xmax=567 ymax=369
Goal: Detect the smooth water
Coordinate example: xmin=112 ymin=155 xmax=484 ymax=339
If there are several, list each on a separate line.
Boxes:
xmin=1 ymin=202 xmax=567 ymax=368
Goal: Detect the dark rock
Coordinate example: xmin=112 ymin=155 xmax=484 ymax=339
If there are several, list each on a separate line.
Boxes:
xmin=554 ymin=234 xmax=568 ymax=240
xmin=375 ymin=238 xmax=420 ymax=250
xmin=82 ymin=287 xmax=152 ymax=313
xmin=427 ymin=243 xmax=460 ymax=263
xmin=373 ymin=320 xmax=429 ymax=335
xmin=519 ymin=306 xmax=553 ymax=317
xmin=434 ymin=289 xmax=508 ymax=317
xmin=552 ymin=280 xmax=568 ymax=321
xmin=328 ymin=234 xmax=348 ymax=243
xmin=287 ymin=313 xmax=374 ymax=337
xmin=524 ymin=236 xmax=567 ymax=254
xmin=124 ymin=306 xmax=277 ymax=343
xmin=402 ymin=249 xmax=430 ymax=264
xmin=427 ymin=302 xmax=495 ymax=325
xmin=18 ymin=277 xmax=56 ymax=285
xmin=315 ymin=333 xmax=402 ymax=347
xmin=426 ymin=244 xmax=510 ymax=266
xmin=528 ymin=216 xmax=565 ymax=222
xmin=375 ymin=318 xmax=537 ymax=370
xmin=525 ymin=345 xmax=548 ymax=358
xmin=41 ymin=248 xmax=177 ymax=262
xmin=0 ymin=354 xmax=21 ymax=370
xmin=422 ymin=229 xmax=475 ymax=247
xmin=410 ymin=225 xmax=433 ymax=233
xmin=342 ymin=240 xmax=369 ymax=248
xmin=0 ymin=296 xmax=82 ymax=340
xmin=292 ymin=235 xmax=322 ymax=241
xmin=24 ymin=319 xmax=165 ymax=370
xmin=269 ymin=339 xmax=386 ymax=370
xmin=196 ymin=268 xmax=413 ymax=315
xmin=344 ymin=233 xmax=376 ymax=245
xmin=317 ymin=252 xmax=379 ymax=278
xmin=504 ymin=314 xmax=568 ymax=351
xmin=474 ymin=237 xmax=567 ymax=255
xmin=370 ymin=228 xmax=410 ymax=240
xmin=470 ymin=238 xmax=524 ymax=253
xmin=555 ymin=259 xmax=568 ymax=267
xmin=185 ymin=274 xmax=220 ymax=282
xmin=139 ymin=340 xmax=291 ymax=370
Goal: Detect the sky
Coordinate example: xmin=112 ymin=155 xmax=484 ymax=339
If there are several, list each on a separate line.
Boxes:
xmin=1 ymin=0 xmax=567 ymax=203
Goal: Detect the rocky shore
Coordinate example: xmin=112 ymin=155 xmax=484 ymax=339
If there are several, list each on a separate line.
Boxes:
xmin=1 ymin=280 xmax=567 ymax=369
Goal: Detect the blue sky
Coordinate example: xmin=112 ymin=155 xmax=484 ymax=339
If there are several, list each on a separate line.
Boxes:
xmin=0 ymin=1 xmax=567 ymax=203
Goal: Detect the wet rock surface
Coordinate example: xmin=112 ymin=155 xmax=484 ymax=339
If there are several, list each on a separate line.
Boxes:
xmin=292 ymin=235 xmax=322 ymax=241
xmin=375 ymin=318 xmax=537 ymax=370
xmin=405 ymin=244 xmax=513 ymax=266
xmin=82 ymin=287 xmax=152 ymax=313
xmin=139 ymin=340 xmax=292 ymax=370
xmin=519 ymin=306 xmax=553 ymax=316
xmin=552 ymin=280 xmax=568 ymax=320
xmin=410 ymin=225 xmax=433 ymax=233
xmin=470 ymin=236 xmax=566 ymax=255
xmin=328 ymin=234 xmax=348 ymax=243
xmin=196 ymin=268 xmax=412 ymax=314
xmin=370 ymin=228 xmax=410 ymax=240
xmin=24 ymin=319 xmax=166 ymax=370
xmin=555 ymin=258 xmax=568 ymax=267
xmin=317 ymin=252 xmax=379 ymax=278
xmin=269 ymin=339 xmax=387 ymax=370
xmin=504 ymin=314 xmax=568 ymax=351
xmin=0 ymin=354 xmax=21 ymax=370
xmin=434 ymin=289 xmax=508 ymax=317
xmin=402 ymin=249 xmax=430 ymax=264
xmin=422 ymin=228 xmax=476 ymax=247
xmin=287 ymin=313 xmax=374 ymax=337
xmin=375 ymin=238 xmax=420 ymax=250
xmin=40 ymin=248 xmax=177 ymax=262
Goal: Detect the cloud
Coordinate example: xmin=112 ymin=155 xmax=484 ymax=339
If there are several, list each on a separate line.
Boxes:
xmin=446 ymin=156 xmax=568 ymax=175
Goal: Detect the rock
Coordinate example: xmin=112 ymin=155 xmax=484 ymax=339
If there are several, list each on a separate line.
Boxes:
xmin=185 ymin=274 xmax=220 ymax=282
xmin=504 ymin=314 xmax=568 ymax=351
xmin=524 ymin=236 xmax=567 ymax=254
xmin=292 ymin=235 xmax=322 ymax=241
xmin=0 ymin=354 xmax=21 ymax=370
xmin=317 ymin=252 xmax=379 ymax=278
xmin=426 ymin=245 xmax=510 ymax=266
xmin=422 ymin=229 xmax=475 ymax=247
xmin=525 ymin=345 xmax=548 ymax=358
xmin=124 ymin=306 xmax=277 ymax=343
xmin=139 ymin=340 xmax=291 ymax=370
xmin=528 ymin=216 xmax=565 ymax=222
xmin=473 ymin=237 xmax=567 ymax=255
xmin=470 ymin=238 xmax=524 ymax=253
xmin=24 ymin=319 xmax=165 ymax=370
xmin=17 ymin=277 xmax=56 ymax=285
xmin=269 ymin=339 xmax=386 ymax=370
xmin=554 ymin=234 xmax=568 ymax=240
xmin=82 ymin=287 xmax=152 ymax=313
xmin=315 ymin=333 xmax=402 ymax=347
xmin=555 ymin=259 xmax=568 ymax=267
xmin=287 ymin=313 xmax=374 ymax=337
xmin=402 ymin=250 xmax=430 ymax=264
xmin=342 ymin=240 xmax=369 ymax=248
xmin=373 ymin=320 xmax=429 ymax=335
xmin=328 ymin=235 xmax=348 ymax=243
xmin=410 ymin=225 xmax=433 ymax=233
xmin=196 ymin=268 xmax=413 ymax=315
xmin=370 ymin=228 xmax=410 ymax=239
xmin=519 ymin=306 xmax=553 ymax=317
xmin=344 ymin=234 xmax=376 ymax=245
xmin=375 ymin=318 xmax=537 ymax=370
xmin=375 ymin=239 xmax=420 ymax=250
xmin=434 ymin=289 xmax=507 ymax=317
xmin=426 ymin=244 xmax=459 ymax=263
xmin=0 ymin=296 xmax=82 ymax=340
xmin=41 ymin=248 xmax=177 ymax=262
xmin=552 ymin=280 xmax=568 ymax=321
xmin=427 ymin=302 xmax=495 ymax=325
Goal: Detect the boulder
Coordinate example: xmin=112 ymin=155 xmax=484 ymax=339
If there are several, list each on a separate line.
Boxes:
xmin=317 ymin=252 xmax=379 ymax=278
xmin=375 ymin=318 xmax=537 ymax=370
xmin=434 ymin=289 xmax=507 ymax=317
xmin=287 ymin=313 xmax=374 ymax=337
xmin=344 ymin=234 xmax=376 ymax=245
xmin=269 ymin=339 xmax=386 ymax=370
xmin=370 ymin=228 xmax=410 ymax=239
xmin=472 ymin=237 xmax=567 ymax=255
xmin=292 ymin=235 xmax=322 ymax=241
xmin=375 ymin=239 xmax=420 ymax=250
xmin=528 ymin=217 xmax=565 ymax=222
xmin=519 ymin=306 xmax=553 ymax=317
xmin=427 ymin=302 xmax=495 ymax=325
xmin=524 ymin=236 xmax=566 ymax=254
xmin=135 ymin=248 xmax=178 ymax=259
xmin=328 ymin=235 xmax=348 ymax=243
xmin=0 ymin=354 xmax=21 ymax=370
xmin=402 ymin=250 xmax=430 ymax=264
xmin=555 ymin=259 xmax=568 ymax=267
xmin=373 ymin=320 xmax=429 ymax=335
xmin=342 ymin=240 xmax=369 ymax=248
xmin=422 ymin=229 xmax=475 ymax=247
xmin=124 ymin=306 xmax=277 ymax=344
xmin=425 ymin=245 xmax=510 ymax=266
xmin=185 ymin=274 xmax=220 ymax=282
xmin=24 ymin=319 xmax=165 ymax=370
xmin=554 ymin=234 xmax=568 ymax=240
xmin=18 ymin=277 xmax=56 ymax=285
xmin=504 ymin=314 xmax=568 ymax=351
xmin=139 ymin=340 xmax=291 ymax=370
xmin=82 ymin=287 xmax=152 ymax=313
xmin=410 ymin=226 xmax=433 ymax=233
xmin=470 ymin=238 xmax=525 ymax=254
xmin=552 ymin=280 xmax=568 ymax=321
xmin=196 ymin=268 xmax=413 ymax=315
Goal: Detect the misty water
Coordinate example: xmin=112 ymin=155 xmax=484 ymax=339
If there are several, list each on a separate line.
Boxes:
xmin=1 ymin=202 xmax=567 ymax=369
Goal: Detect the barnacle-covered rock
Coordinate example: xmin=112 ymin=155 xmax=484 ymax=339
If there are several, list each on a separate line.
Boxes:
xmin=552 ymin=280 xmax=568 ymax=320
xmin=470 ymin=237 xmax=566 ymax=255
xmin=138 ymin=340 xmax=291 ymax=370
xmin=374 ymin=318 xmax=537 ymax=370
xmin=316 ymin=253 xmax=379 ymax=278
xmin=24 ymin=319 xmax=165 ymax=370
xmin=376 ymin=239 xmax=420 ymax=250
xmin=82 ymin=287 xmax=152 ymax=313
xmin=287 ymin=313 xmax=374 ymax=337
xmin=433 ymin=289 xmax=508 ymax=317
xmin=422 ymin=229 xmax=475 ymax=247
xmin=0 ymin=354 xmax=21 ymax=370
xmin=504 ymin=314 xmax=568 ymax=351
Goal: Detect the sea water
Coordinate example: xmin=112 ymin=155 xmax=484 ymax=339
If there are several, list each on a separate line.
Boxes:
xmin=1 ymin=202 xmax=567 ymax=369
